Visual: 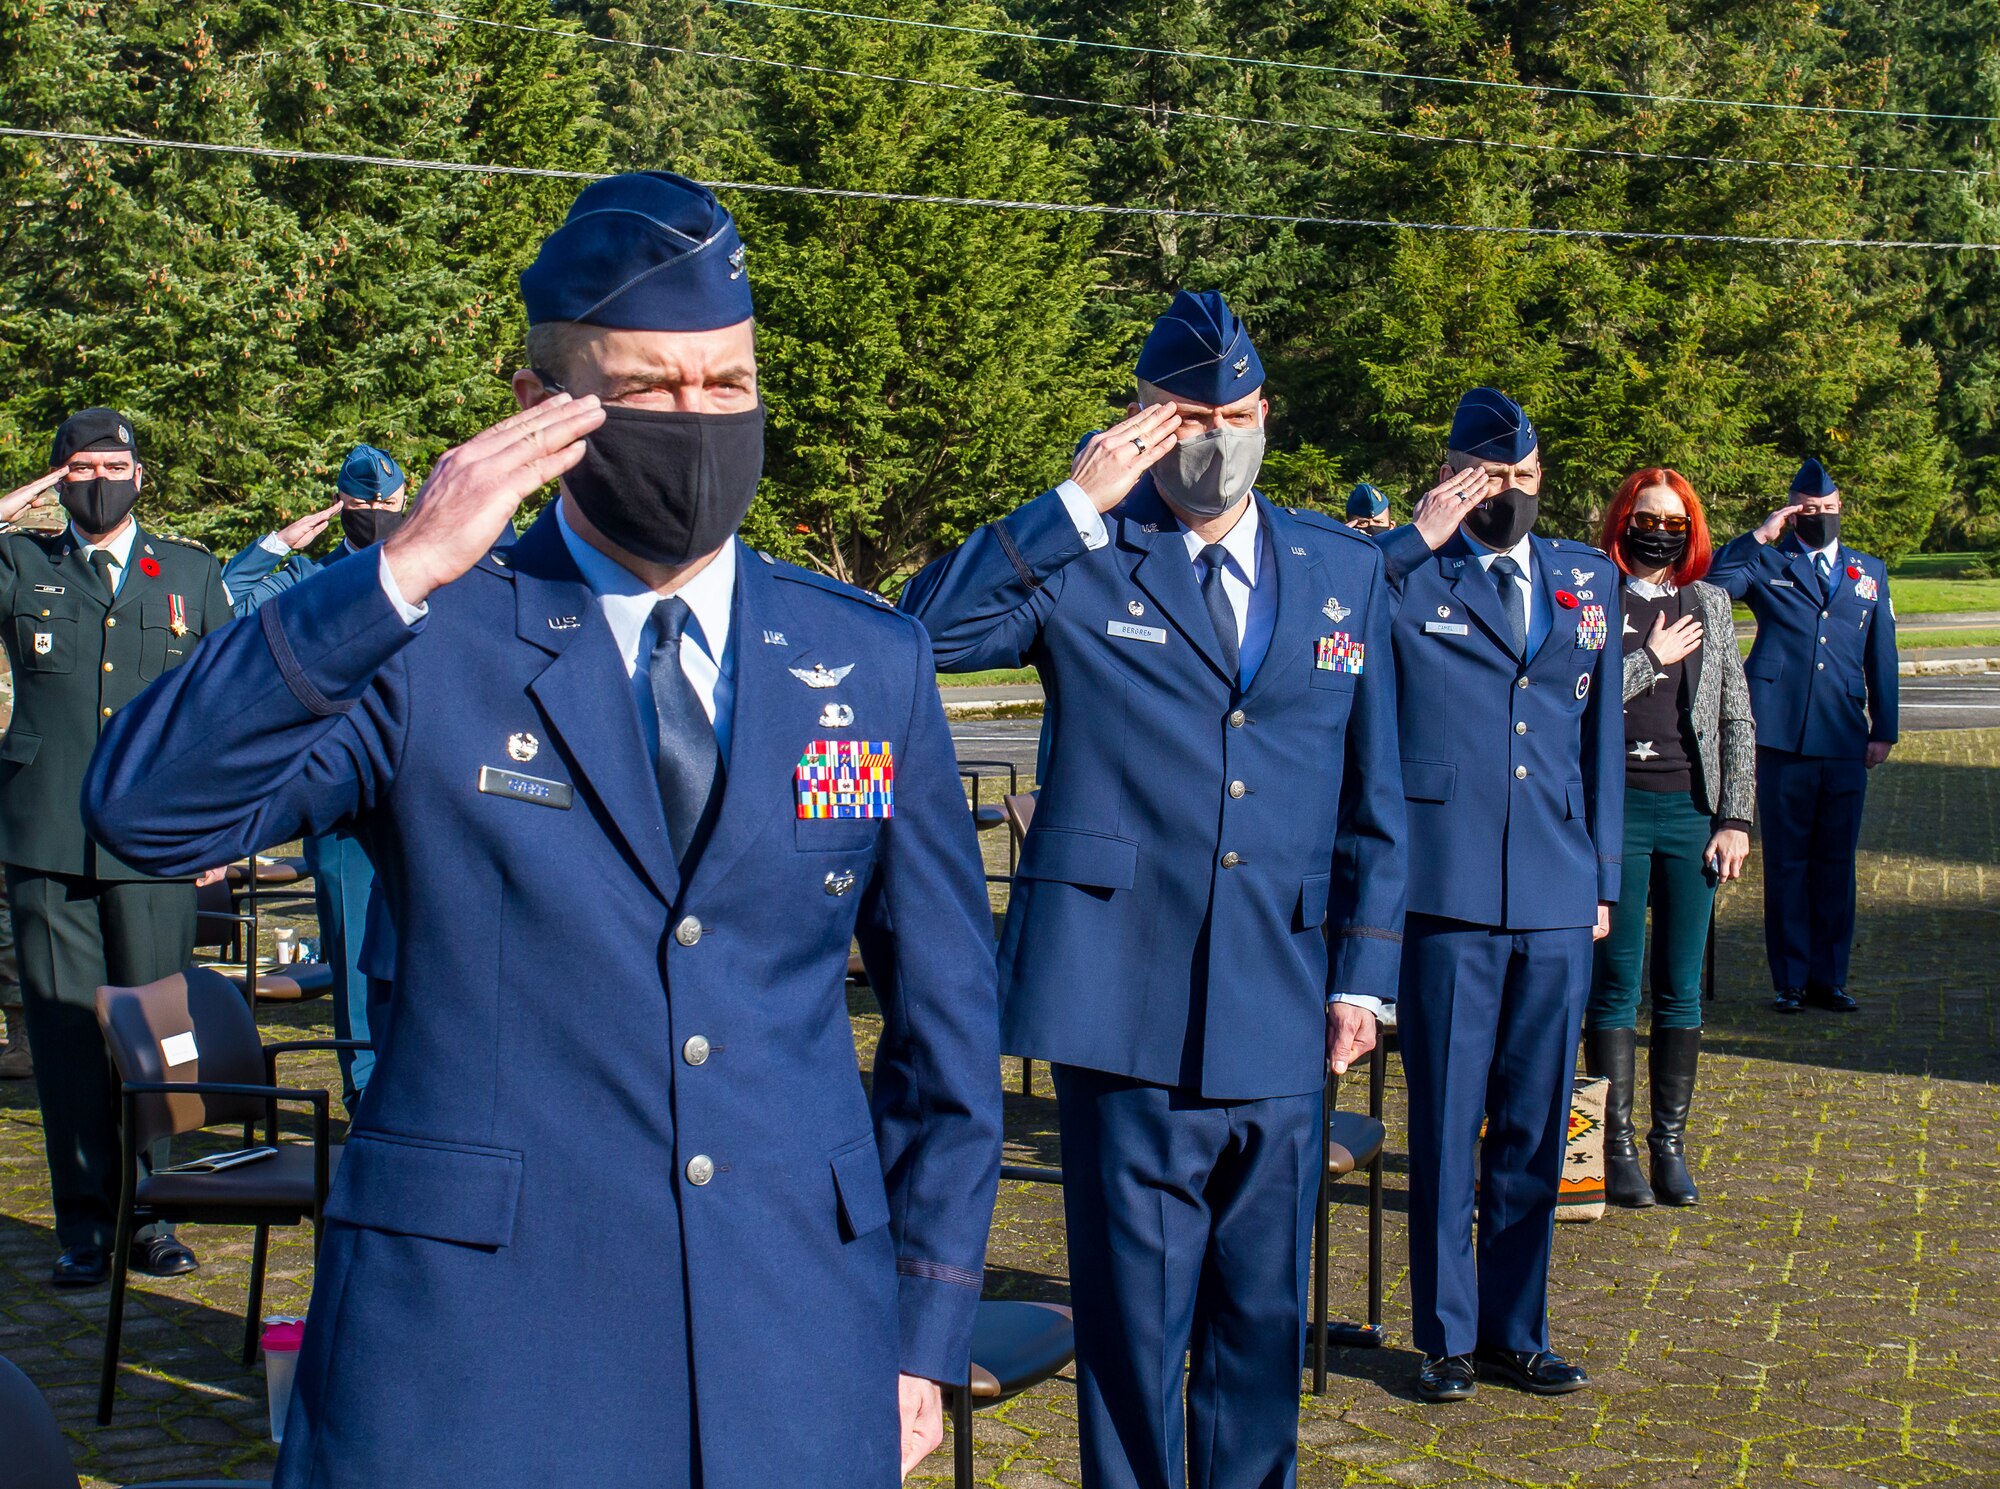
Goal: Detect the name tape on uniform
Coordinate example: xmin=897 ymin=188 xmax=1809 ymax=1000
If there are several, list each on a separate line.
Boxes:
xmin=797 ymin=740 xmax=895 ymax=820
xmin=1423 ymin=620 xmax=1470 ymax=636
xmin=1105 ymin=619 xmax=1167 ymax=645
xmin=477 ymin=766 xmax=574 ymax=810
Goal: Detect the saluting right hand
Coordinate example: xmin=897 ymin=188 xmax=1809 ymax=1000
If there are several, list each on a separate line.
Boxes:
xmin=1069 ymin=402 xmax=1185 ymax=513
xmin=384 ymin=394 xmax=603 ymax=606
xmin=0 ymin=466 xmax=66 ymax=526
xmin=1409 ymin=464 xmax=1492 ymax=551
xmin=274 ymin=501 xmax=343 ymax=552
xmin=1753 ymin=502 xmax=1804 ymax=545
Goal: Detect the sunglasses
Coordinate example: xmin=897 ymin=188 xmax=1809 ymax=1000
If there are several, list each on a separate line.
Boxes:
xmin=1629 ymin=512 xmax=1691 ymax=534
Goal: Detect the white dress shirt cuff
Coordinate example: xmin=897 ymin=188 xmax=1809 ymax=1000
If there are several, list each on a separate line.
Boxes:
xmin=1055 ymin=480 xmax=1109 ymax=551
xmin=1328 ymin=993 xmax=1390 ymax=1021
xmin=377 ymin=549 xmax=429 ymax=625
xmin=260 ymin=532 xmax=290 ymax=556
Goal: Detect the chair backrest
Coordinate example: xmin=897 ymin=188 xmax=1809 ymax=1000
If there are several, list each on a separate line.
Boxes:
xmin=193 ymin=875 xmax=238 ymax=952
xmin=1001 ymin=791 xmax=1038 ymax=851
xmin=95 ymin=967 xmax=268 ymax=1151
xmin=0 ymin=1354 xmax=81 ymax=1489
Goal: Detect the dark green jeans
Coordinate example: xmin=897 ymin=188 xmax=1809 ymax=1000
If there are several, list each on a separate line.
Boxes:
xmin=1588 ymin=788 xmax=1714 ymax=1031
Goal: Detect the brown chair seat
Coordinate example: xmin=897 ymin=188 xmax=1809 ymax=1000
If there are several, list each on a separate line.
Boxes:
xmin=226 ymin=856 xmax=308 ymax=886
xmin=212 ymin=962 xmax=335 ymax=1003
xmin=965 ymin=1300 xmax=1074 ymax=1404
xmin=137 ymin=1144 xmax=343 ymax=1212
xmin=1327 ymin=1111 xmax=1385 ymax=1178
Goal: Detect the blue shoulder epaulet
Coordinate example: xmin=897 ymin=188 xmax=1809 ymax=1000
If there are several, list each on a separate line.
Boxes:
xmin=764 ymin=554 xmax=897 ymax=609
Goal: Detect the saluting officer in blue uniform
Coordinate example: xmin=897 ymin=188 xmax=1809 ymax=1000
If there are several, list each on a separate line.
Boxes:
xmin=226 ymin=445 xmax=412 ymax=1107
xmin=1706 ymin=458 xmax=1897 ymax=1014
xmin=1344 ymin=480 xmax=1393 ymax=535
xmin=1376 ymin=388 xmax=1624 ymax=1404
xmin=903 ymin=291 xmax=1406 ymax=1489
xmin=84 ymin=172 xmax=1001 ymax=1488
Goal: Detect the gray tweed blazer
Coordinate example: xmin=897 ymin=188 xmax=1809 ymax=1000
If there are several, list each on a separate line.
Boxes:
xmin=1620 ymin=578 xmax=1756 ymax=826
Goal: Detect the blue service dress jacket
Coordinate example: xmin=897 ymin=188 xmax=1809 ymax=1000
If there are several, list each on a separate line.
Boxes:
xmin=901 ymin=484 xmax=1406 ymax=1102
xmin=82 ymin=511 xmax=1002 ymax=1489
xmin=1377 ymin=526 xmax=1625 ymax=929
xmin=1706 ymin=531 xmax=1898 ymax=757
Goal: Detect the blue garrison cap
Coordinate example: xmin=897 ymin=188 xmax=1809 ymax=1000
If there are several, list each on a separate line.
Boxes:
xmin=337 ymin=444 xmax=405 ymax=500
xmin=1345 ymin=481 xmax=1388 ymax=519
xmin=519 ymin=172 xmax=753 ymax=332
xmin=1790 ymin=457 xmax=1836 ymax=497
xmin=1448 ymin=386 xmax=1538 ymax=463
xmin=1135 ymin=290 xmax=1265 ymax=405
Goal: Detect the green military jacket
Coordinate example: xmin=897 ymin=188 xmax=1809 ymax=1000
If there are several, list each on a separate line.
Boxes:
xmin=0 ymin=521 xmax=231 ymax=879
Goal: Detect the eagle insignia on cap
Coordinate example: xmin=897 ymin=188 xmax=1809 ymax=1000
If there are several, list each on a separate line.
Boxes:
xmin=1232 ymin=356 xmax=1250 ymax=377
xmin=728 ymin=245 xmax=747 ymax=280
xmin=380 ymin=457 xmax=394 ymax=474
xmin=790 ymin=662 xmax=854 ymax=689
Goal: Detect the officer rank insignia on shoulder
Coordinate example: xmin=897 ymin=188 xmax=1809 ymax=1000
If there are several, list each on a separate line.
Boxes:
xmin=1315 ymin=633 xmax=1364 ymax=674
xmin=1577 ymin=605 xmax=1608 ymax=650
xmin=796 ymin=740 xmax=895 ymax=819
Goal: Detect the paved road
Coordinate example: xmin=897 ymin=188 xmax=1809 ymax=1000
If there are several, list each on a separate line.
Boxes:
xmin=951 ymin=675 xmax=2000 ymax=772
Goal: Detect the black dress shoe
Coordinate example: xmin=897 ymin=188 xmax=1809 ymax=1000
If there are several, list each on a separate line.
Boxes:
xmin=1473 ymin=1347 xmax=1591 ymax=1395
xmin=1415 ymin=1354 xmax=1477 ymax=1403
xmin=129 ymin=1235 xmax=199 ymax=1278
xmin=1802 ymin=985 xmax=1859 ymax=1013
xmin=52 ymin=1246 xmax=110 ymax=1288
xmin=1771 ymin=987 xmax=1805 ymax=1014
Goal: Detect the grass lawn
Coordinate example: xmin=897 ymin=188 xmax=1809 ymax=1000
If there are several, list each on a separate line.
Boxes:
xmin=1737 ymin=627 xmax=2000 ymax=655
xmin=1888 ymin=551 xmax=2000 ymax=614
xmin=938 ymin=667 xmax=1038 ymax=688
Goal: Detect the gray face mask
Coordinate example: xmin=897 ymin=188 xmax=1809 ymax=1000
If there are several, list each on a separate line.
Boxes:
xmin=1151 ymin=424 xmax=1265 ymax=518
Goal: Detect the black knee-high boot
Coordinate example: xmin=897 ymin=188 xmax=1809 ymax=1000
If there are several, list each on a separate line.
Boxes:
xmin=1648 ymin=1027 xmax=1701 ymax=1206
xmin=1583 ymin=1028 xmax=1654 ymax=1209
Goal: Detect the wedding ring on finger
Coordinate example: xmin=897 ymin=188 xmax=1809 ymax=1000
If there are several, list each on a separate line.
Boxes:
xmin=1131 ymin=436 xmax=1147 ymax=452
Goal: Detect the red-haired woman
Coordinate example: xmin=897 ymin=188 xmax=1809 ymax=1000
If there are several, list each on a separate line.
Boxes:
xmin=1586 ymin=469 xmax=1755 ymax=1208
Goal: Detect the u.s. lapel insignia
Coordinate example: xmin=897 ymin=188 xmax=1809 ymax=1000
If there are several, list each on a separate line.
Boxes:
xmin=507 ymin=731 xmax=539 ymax=763
xmin=166 ymin=594 xmax=189 ymax=637
xmin=824 ymin=869 xmax=856 ymax=897
xmin=1322 ymin=597 xmax=1351 ymax=624
xmin=790 ymin=662 xmax=855 ymax=689
xmin=32 ymin=631 xmax=51 ymax=656
xmin=1290 ymin=546 xmax=1307 ymax=556
xmin=762 ymin=629 xmax=788 ymax=645
xmin=818 ymin=702 xmax=855 ymax=728
xmin=1127 ymin=600 xmax=1145 ymax=617
xmin=1140 ymin=522 xmax=1160 ymax=534
xmin=1571 ymin=567 xmax=1596 ymax=587
xmin=547 ymin=615 xmax=581 ymax=631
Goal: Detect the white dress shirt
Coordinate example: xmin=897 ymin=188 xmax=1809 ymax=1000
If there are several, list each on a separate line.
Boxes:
xmin=1469 ymin=532 xmax=1542 ymax=648
xmin=377 ymin=505 xmax=738 ymax=764
xmin=69 ymin=519 xmax=138 ymax=595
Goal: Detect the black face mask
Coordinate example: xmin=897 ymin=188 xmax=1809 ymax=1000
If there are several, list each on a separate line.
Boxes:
xmin=560 ymin=402 xmax=765 ymax=566
xmin=60 ymin=475 xmax=139 ymax=535
xmin=1623 ymin=525 xmax=1688 ymax=570
xmin=1793 ymin=511 xmax=1840 ymax=550
xmin=1464 ymin=485 xmax=1539 ymax=550
xmin=341 ymin=506 xmax=404 ymax=548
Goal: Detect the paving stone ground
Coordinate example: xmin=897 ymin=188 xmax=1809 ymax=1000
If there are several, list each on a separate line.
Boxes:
xmin=3 ymin=730 xmax=1996 ymax=1487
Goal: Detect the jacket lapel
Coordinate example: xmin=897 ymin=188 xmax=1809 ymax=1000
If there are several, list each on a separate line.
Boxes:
xmin=1119 ymin=489 xmax=1234 ymax=683
xmin=511 ymin=513 xmax=680 ymax=908
xmin=55 ymin=533 xmax=108 ymax=613
xmin=1527 ymin=537 xmax=1578 ymax=663
xmin=682 ymin=543 xmax=799 ymax=900
xmin=1779 ymin=534 xmax=1824 ymax=600
xmin=109 ymin=527 xmax=160 ymax=620
xmin=1239 ymin=497 xmax=1316 ymax=706
xmin=1440 ymin=536 xmax=1518 ymax=658
xmin=1675 ymin=582 xmax=1704 ymax=709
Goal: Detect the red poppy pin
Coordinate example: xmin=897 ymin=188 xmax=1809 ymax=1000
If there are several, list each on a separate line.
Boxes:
xmin=1846 ymin=564 xmax=1862 ymax=580
xmin=1555 ymin=590 xmax=1580 ymax=609
xmin=139 ymin=556 xmax=160 ymax=577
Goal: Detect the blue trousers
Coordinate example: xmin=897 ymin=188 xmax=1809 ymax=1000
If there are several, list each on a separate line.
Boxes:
xmin=1054 ymin=1064 xmax=1320 ymax=1489
xmin=1399 ymin=915 xmax=1590 ymax=1359
xmin=1755 ymin=747 xmax=1866 ymax=992
xmin=302 ymin=828 xmax=377 ymax=1099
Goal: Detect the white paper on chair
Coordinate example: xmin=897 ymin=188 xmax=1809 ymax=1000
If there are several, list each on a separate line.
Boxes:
xmin=161 ymin=1031 xmax=199 ymax=1067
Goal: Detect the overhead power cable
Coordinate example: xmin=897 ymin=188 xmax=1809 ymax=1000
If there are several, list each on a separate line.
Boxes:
xmin=329 ymin=0 xmax=1986 ymax=178
xmin=4 ymin=125 xmax=1995 ymax=251
xmin=708 ymin=0 xmax=2000 ymax=125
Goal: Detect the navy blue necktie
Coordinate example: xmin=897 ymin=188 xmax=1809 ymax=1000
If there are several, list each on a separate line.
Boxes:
xmin=1198 ymin=544 xmax=1241 ymax=682
xmin=647 ymin=597 xmax=723 ymax=865
xmin=1814 ymin=552 xmax=1833 ymax=600
xmin=1490 ymin=554 xmax=1528 ymax=656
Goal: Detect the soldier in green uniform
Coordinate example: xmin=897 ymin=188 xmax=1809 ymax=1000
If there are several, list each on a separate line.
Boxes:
xmin=0 ymin=408 xmax=230 ymax=1287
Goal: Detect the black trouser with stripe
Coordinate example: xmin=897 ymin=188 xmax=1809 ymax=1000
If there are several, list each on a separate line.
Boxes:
xmin=6 ymin=866 xmax=193 ymax=1251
